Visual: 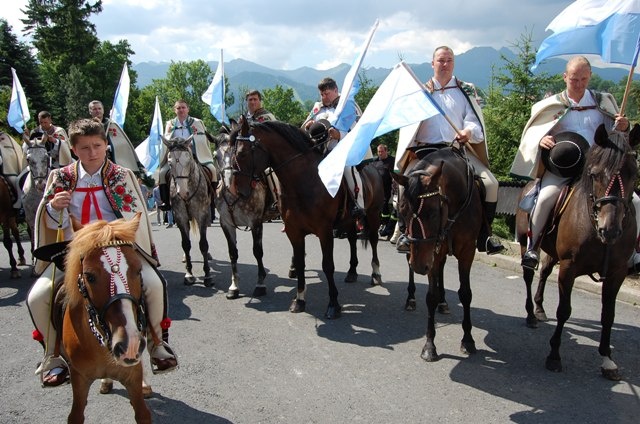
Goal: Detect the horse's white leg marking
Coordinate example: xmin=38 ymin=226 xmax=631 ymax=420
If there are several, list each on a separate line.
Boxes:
xmin=601 ymin=355 xmax=618 ymax=371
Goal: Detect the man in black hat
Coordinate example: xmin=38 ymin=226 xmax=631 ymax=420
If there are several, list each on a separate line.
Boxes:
xmin=511 ymin=56 xmax=631 ymax=270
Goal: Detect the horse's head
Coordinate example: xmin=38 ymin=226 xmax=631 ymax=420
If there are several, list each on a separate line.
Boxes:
xmin=213 ymin=119 xmax=241 ymax=193
xmin=64 ymin=213 xmax=146 ymax=366
xmin=24 ymin=138 xmax=51 ymax=192
xmin=163 ymin=135 xmax=196 ymax=200
xmin=230 ymin=117 xmax=269 ymax=198
xmin=580 ymin=123 xmax=640 ymax=244
xmin=393 ymin=157 xmax=449 ymax=275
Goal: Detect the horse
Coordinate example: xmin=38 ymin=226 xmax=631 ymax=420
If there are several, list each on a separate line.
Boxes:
xmin=56 ymin=214 xmax=150 ymax=423
xmin=0 ymin=176 xmax=26 ymax=278
xmin=22 ymin=137 xmax=53 ymax=275
xmin=163 ymin=135 xmax=214 ymax=286
xmin=392 ymin=145 xmax=483 ymax=361
xmin=231 ymin=119 xmax=384 ymax=319
xmin=212 ymin=126 xmax=280 ymax=299
xmin=515 ymin=123 xmax=640 ymax=380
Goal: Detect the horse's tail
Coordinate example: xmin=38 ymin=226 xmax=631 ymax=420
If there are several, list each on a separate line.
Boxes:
xmin=190 ymin=218 xmax=199 ymax=235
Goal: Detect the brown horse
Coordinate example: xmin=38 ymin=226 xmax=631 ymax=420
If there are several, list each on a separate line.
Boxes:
xmin=231 ymin=119 xmax=384 ymax=319
xmin=0 ymin=175 xmax=26 ymax=278
xmin=57 ymin=213 xmax=150 ymax=423
xmin=392 ymin=146 xmax=483 ymax=361
xmin=515 ymin=124 xmax=640 ymax=380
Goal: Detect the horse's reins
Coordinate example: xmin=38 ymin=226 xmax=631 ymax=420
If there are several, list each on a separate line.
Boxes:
xmin=76 ymin=241 xmax=146 ymax=349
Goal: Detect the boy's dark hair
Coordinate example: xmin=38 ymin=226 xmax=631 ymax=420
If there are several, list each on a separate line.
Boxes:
xmin=68 ymin=119 xmax=107 ymax=147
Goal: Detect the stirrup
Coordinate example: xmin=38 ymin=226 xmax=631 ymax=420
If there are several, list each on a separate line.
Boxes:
xmin=149 ymin=341 xmax=179 ymax=375
xmin=36 ymin=356 xmax=70 ymax=387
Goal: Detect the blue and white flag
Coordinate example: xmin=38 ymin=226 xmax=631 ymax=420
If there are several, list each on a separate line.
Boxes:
xmin=201 ymin=49 xmax=229 ymax=125
xmin=318 ymin=62 xmax=444 ymax=197
xmin=135 ymin=96 xmax=163 ymax=173
xmin=7 ymin=67 xmax=30 ymax=133
xmin=533 ymin=0 xmax=640 ymax=70
xmin=110 ymin=63 xmax=130 ymax=127
xmin=331 ymin=19 xmax=379 ymax=133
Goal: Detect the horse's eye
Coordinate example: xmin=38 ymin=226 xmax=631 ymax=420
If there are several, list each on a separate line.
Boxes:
xmin=84 ymin=272 xmax=96 ymax=284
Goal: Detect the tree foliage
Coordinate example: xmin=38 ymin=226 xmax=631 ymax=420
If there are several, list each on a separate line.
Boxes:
xmin=262 ymin=85 xmax=306 ymax=125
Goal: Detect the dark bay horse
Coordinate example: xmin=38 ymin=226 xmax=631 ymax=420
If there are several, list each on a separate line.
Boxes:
xmin=231 ymin=119 xmax=384 ymax=319
xmin=213 ymin=127 xmax=280 ymax=299
xmin=22 ymin=137 xmax=52 ymax=275
xmin=392 ymin=146 xmax=483 ymax=361
xmin=163 ymin=135 xmax=213 ymax=286
xmin=0 ymin=176 xmax=25 ymax=278
xmin=58 ymin=214 xmax=150 ymax=423
xmin=516 ymin=124 xmax=640 ymax=380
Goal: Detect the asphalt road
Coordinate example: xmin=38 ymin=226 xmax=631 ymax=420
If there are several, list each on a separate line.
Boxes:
xmin=1 ymin=217 xmax=639 ymax=423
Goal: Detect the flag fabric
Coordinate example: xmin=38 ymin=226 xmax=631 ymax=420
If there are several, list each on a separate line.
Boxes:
xmin=110 ymin=63 xmax=130 ymax=127
xmin=533 ymin=0 xmax=640 ymax=70
xmin=135 ymin=96 xmax=163 ymax=173
xmin=201 ymin=49 xmax=229 ymax=125
xmin=318 ymin=62 xmax=444 ymax=197
xmin=7 ymin=67 xmax=30 ymax=133
xmin=331 ymin=19 xmax=379 ymax=133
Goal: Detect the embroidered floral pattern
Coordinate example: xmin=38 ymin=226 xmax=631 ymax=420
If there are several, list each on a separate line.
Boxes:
xmin=104 ymin=165 xmax=139 ymax=212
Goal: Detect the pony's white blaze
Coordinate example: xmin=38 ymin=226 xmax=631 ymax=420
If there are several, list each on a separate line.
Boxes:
xmin=99 ymin=246 xmax=140 ymax=361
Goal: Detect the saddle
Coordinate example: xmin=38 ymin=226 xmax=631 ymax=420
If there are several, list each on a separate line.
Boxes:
xmin=546 ymin=184 xmax=574 ymax=235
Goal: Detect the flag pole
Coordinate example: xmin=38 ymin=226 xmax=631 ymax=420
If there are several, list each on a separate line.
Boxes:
xmin=619 ymin=65 xmax=635 ymax=116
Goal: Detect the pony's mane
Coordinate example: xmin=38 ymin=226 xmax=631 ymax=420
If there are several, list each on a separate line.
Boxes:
xmin=64 ymin=217 xmax=139 ymax=306
xmin=253 ymin=121 xmax=313 ymax=153
xmin=577 ymin=132 xmax=630 ymax=194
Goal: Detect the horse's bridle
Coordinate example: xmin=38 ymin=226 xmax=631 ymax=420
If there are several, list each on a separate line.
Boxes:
xmin=76 ymin=241 xmax=146 ymax=349
xmin=405 ymin=152 xmax=475 ymax=255
xmin=167 ymin=143 xmax=202 ymax=204
xmin=26 ymin=144 xmax=51 ymax=185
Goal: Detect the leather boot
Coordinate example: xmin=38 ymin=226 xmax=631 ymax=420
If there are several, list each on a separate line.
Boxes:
xmin=477 ymin=201 xmax=505 ymax=255
xmin=159 ymin=184 xmax=171 ymax=211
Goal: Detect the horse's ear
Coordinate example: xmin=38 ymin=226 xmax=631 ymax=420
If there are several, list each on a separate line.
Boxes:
xmin=629 ymin=123 xmax=640 ymax=148
xmin=132 ymin=211 xmax=142 ymax=229
xmin=161 ymin=136 xmax=171 ymax=147
xmin=594 ymin=123 xmax=609 ymax=147
xmin=390 ymin=171 xmax=408 ymax=187
xmin=240 ymin=115 xmax=250 ymax=136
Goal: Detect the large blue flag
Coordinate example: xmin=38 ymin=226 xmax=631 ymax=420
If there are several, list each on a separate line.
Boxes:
xmin=318 ymin=62 xmax=444 ymax=196
xmin=135 ymin=96 xmax=163 ymax=173
xmin=331 ymin=20 xmax=379 ymax=133
xmin=201 ymin=49 xmax=229 ymax=125
xmin=110 ymin=63 xmax=130 ymax=127
xmin=533 ymin=0 xmax=640 ymax=70
xmin=7 ymin=67 xmax=30 ymax=133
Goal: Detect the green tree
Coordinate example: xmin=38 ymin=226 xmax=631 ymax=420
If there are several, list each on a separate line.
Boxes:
xmin=262 ymin=85 xmax=306 ymax=125
xmin=63 ymin=65 xmax=92 ymax=124
xmin=483 ymin=31 xmax=555 ymax=179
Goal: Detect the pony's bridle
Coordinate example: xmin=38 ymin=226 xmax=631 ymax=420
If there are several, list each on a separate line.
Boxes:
xmin=588 ymin=171 xmax=630 ymax=226
xmin=168 ymin=143 xmax=202 ymax=204
xmin=76 ymin=241 xmax=146 ymax=349
xmin=26 ymin=144 xmax=51 ymax=185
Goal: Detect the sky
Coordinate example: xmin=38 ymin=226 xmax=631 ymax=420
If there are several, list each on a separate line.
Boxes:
xmin=3 ymin=0 xmax=576 ymax=70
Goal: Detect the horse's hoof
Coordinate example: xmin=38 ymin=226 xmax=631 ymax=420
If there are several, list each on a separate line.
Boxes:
xmin=288 ymin=268 xmax=297 ymax=279
xmin=253 ymin=286 xmax=267 ymax=297
xmin=289 ymin=298 xmax=305 ymax=313
xmin=17 ymin=259 xmax=27 ymax=266
xmin=99 ymin=380 xmax=113 ymax=394
xmin=421 ymin=347 xmax=439 ymax=362
xmin=601 ymin=367 xmax=622 ymax=381
xmin=10 ymin=270 xmax=20 ymax=279
xmin=437 ymin=303 xmax=450 ymax=314
xmin=344 ymin=271 xmax=358 ymax=283
xmin=526 ymin=316 xmax=538 ymax=329
xmin=370 ymin=273 xmax=382 ymax=286
xmin=142 ymin=385 xmax=153 ymax=398
xmin=226 ymin=289 xmax=239 ymax=299
xmin=184 ymin=276 xmax=196 ymax=286
xmin=460 ymin=341 xmax=477 ymax=355
xmin=535 ymin=311 xmax=548 ymax=322
xmin=325 ymin=304 xmax=342 ymax=319
xmin=405 ymin=299 xmax=417 ymax=311
xmin=203 ymin=276 xmax=215 ymax=288
xmin=545 ymin=356 xmax=563 ymax=372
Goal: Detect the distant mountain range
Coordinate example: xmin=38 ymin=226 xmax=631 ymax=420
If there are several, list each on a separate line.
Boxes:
xmin=133 ymin=46 xmax=633 ymax=110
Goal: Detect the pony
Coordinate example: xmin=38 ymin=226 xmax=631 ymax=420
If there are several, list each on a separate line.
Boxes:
xmin=22 ymin=137 xmax=53 ymax=275
xmin=231 ymin=119 xmax=384 ymax=319
xmin=57 ymin=214 xmax=150 ymax=423
xmin=163 ymin=135 xmax=214 ymax=286
xmin=392 ymin=146 xmax=483 ymax=361
xmin=212 ymin=126 xmax=280 ymax=299
xmin=515 ymin=124 xmax=640 ymax=380
xmin=0 ymin=176 xmax=25 ymax=278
